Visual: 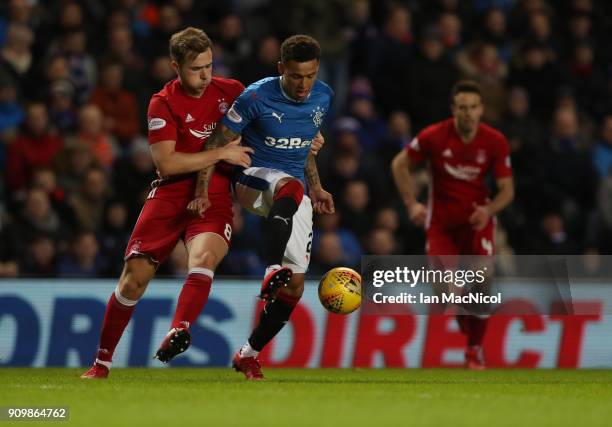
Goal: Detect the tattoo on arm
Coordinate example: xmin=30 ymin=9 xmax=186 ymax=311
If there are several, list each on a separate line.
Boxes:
xmin=205 ymin=124 xmax=240 ymax=150
xmin=305 ymin=152 xmax=321 ymax=190
xmin=194 ymin=125 xmax=240 ymax=197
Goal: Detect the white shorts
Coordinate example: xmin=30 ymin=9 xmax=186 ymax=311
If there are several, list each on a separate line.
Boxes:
xmin=232 ymin=167 xmax=313 ymax=273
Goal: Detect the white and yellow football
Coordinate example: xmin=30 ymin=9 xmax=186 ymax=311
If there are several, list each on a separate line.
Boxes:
xmin=318 ymin=267 xmax=362 ymax=314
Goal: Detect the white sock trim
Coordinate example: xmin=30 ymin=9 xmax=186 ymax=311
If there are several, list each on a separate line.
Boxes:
xmin=189 ymin=267 xmax=214 ymax=278
xmin=95 ymin=358 xmax=112 ymax=368
xmin=240 ymin=342 xmax=259 ymax=358
xmin=114 ymin=287 xmax=139 ymax=307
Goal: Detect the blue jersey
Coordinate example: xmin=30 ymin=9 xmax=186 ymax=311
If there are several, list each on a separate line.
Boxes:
xmin=220 ymin=76 xmax=334 ymax=181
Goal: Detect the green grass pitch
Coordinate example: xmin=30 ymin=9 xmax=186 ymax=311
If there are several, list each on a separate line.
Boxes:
xmin=2 ymin=368 xmax=612 ymax=426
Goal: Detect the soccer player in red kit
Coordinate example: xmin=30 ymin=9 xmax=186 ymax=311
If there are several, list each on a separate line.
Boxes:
xmin=391 ymin=80 xmax=514 ymax=369
xmin=81 ymin=27 xmax=253 ymax=379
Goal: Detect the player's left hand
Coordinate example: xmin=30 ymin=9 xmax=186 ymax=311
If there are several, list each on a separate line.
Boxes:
xmin=310 ymin=131 xmax=325 ymax=156
xmin=469 ymin=203 xmax=491 ymax=231
xmin=187 ymin=195 xmax=211 ymax=218
xmin=310 ymin=188 xmax=335 ymax=214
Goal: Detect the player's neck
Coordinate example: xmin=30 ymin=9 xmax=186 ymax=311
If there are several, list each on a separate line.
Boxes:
xmin=454 ymin=121 xmax=478 ymax=143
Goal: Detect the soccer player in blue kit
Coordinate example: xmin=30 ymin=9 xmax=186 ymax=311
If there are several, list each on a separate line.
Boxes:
xmin=188 ymin=35 xmax=334 ymax=379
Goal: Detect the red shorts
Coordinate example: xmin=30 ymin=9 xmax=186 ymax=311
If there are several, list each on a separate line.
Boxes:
xmin=124 ymin=197 xmax=233 ymax=265
xmin=426 ymin=218 xmax=495 ymax=256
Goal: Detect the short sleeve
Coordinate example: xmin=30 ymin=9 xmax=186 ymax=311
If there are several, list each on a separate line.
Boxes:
xmin=405 ymin=127 xmax=433 ymax=165
xmin=147 ymin=96 xmax=177 ymax=145
xmin=220 ymin=87 xmax=260 ymax=134
xmin=493 ymin=133 xmax=513 ymax=178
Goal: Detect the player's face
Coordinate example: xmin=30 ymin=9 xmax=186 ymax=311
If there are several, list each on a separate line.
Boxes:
xmin=452 ymin=92 xmax=484 ymax=134
xmin=173 ymin=48 xmax=213 ymax=97
xmin=278 ymin=59 xmax=319 ymax=101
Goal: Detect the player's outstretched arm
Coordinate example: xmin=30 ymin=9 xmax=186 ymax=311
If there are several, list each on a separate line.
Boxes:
xmin=391 ymin=150 xmax=427 ymax=226
xmin=305 ymin=152 xmax=334 ymax=214
xmin=188 ymin=124 xmax=248 ymax=217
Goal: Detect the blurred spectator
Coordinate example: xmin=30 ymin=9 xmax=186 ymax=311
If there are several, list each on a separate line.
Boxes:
xmin=90 ymin=61 xmax=140 ymax=146
xmin=0 ymin=211 xmax=19 ymax=277
xmin=479 ymin=7 xmax=512 ymax=64
xmin=563 ymin=42 xmax=606 ymax=117
xmin=347 ymin=93 xmax=387 ymax=152
xmin=0 ymin=71 xmax=24 ymax=142
xmin=370 ymin=4 xmax=414 ymax=115
xmin=406 ymin=29 xmax=458 ymax=129
xmin=592 ymin=115 xmax=612 ymax=178
xmin=365 ymin=228 xmax=397 ymax=255
xmin=13 ymin=188 xmax=68 ymax=248
xmin=340 ymin=180 xmax=372 ymax=240
xmin=76 ymin=104 xmax=118 ymax=169
xmin=112 ymin=136 xmax=156 ymax=221
xmin=47 ymin=79 xmax=78 ymax=133
xmin=310 ymin=231 xmax=349 ymax=275
xmin=68 ymin=167 xmax=110 ymax=231
xmin=456 ymin=42 xmax=507 ymax=123
xmin=99 ymin=200 xmax=131 ymax=277
xmin=30 ymin=167 xmax=77 ymax=226
xmin=5 ymin=102 xmax=62 ymax=194
xmin=236 ymin=35 xmax=280 ymax=85
xmin=104 ymin=26 xmax=146 ymax=90
xmin=499 ymin=86 xmax=544 ymax=148
xmin=57 ymin=230 xmax=107 ymax=277
xmin=53 ymin=28 xmax=97 ymax=103
xmin=314 ymin=211 xmax=361 ymax=268
xmin=0 ymin=23 xmax=35 ymax=86
xmin=56 ymin=144 xmax=99 ymax=195
xmin=528 ymin=212 xmax=579 ymax=254
xmin=508 ymin=41 xmax=562 ymax=120
xmin=20 ymin=235 xmax=57 ymax=277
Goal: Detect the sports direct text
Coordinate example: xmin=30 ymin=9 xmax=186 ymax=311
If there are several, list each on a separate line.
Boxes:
xmin=372 ymin=267 xmax=487 ymax=288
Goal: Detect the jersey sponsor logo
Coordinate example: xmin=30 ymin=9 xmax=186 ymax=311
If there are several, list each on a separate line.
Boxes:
xmin=271 ymin=111 xmax=284 ymax=123
xmin=148 ymin=117 xmax=166 ymax=130
xmin=442 ymin=148 xmax=453 ymax=158
xmin=264 ymin=136 xmax=311 ymax=149
xmin=227 ymin=104 xmax=242 ymax=123
xmin=185 ymin=113 xmax=195 ymax=123
xmin=410 ymin=137 xmax=420 ymax=151
xmin=505 ymin=156 xmax=512 ymax=168
xmin=189 ymin=123 xmax=217 ymax=139
xmin=443 ymin=162 xmax=481 ymax=181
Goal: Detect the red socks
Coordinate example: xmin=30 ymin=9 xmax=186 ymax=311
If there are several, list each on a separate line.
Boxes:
xmin=457 ymin=315 xmax=489 ymax=347
xmin=97 ymin=290 xmax=137 ymax=362
xmin=171 ymin=268 xmax=213 ymax=330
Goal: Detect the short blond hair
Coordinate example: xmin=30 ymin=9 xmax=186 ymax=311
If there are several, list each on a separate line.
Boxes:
xmin=169 ymin=27 xmax=212 ymax=65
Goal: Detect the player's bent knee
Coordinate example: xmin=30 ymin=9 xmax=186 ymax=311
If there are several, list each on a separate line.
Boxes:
xmin=190 ymin=250 xmax=220 ymax=270
xmin=118 ymin=260 xmax=153 ymax=299
xmin=274 ymin=179 xmax=304 ymax=205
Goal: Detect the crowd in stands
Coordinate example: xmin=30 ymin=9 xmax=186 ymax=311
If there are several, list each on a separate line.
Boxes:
xmin=1 ymin=0 xmax=612 ymax=278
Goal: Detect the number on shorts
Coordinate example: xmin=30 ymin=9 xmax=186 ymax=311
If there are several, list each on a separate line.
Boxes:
xmin=306 ymin=232 xmax=313 ymax=254
xmin=224 ymin=223 xmax=232 ymax=241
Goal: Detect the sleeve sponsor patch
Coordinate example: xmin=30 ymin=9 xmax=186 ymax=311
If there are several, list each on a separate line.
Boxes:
xmin=409 ymin=137 xmax=420 ymax=151
xmin=226 ymin=104 xmax=243 ymax=123
xmin=148 ymin=117 xmax=166 ymax=130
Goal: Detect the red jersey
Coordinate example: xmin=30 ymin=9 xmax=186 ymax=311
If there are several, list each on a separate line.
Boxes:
xmin=146 ymin=77 xmax=244 ymax=202
xmin=405 ymin=118 xmax=512 ymax=229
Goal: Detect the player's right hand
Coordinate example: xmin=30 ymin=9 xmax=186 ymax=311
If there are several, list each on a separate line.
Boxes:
xmin=408 ymin=203 xmax=427 ymax=227
xmin=188 ymin=195 xmax=211 ymax=218
xmin=220 ymin=138 xmax=253 ymax=168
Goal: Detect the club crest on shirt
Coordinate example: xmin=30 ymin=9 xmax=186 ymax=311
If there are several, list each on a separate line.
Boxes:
xmin=218 ymin=98 xmax=229 ymax=113
xmin=311 ymin=105 xmax=325 ymax=127
xmin=476 ymin=150 xmax=487 ymax=164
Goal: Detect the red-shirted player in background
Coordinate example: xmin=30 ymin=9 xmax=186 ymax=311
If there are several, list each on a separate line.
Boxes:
xmin=81 ymin=27 xmax=254 ymax=379
xmin=391 ymin=80 xmax=514 ymax=369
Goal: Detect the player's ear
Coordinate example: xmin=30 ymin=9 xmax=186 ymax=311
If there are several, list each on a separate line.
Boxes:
xmin=170 ymin=60 xmax=180 ymax=75
xmin=277 ymin=61 xmax=285 ymax=76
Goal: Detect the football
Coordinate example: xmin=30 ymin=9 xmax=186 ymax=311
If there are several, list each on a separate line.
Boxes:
xmin=318 ymin=267 xmax=362 ymax=314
